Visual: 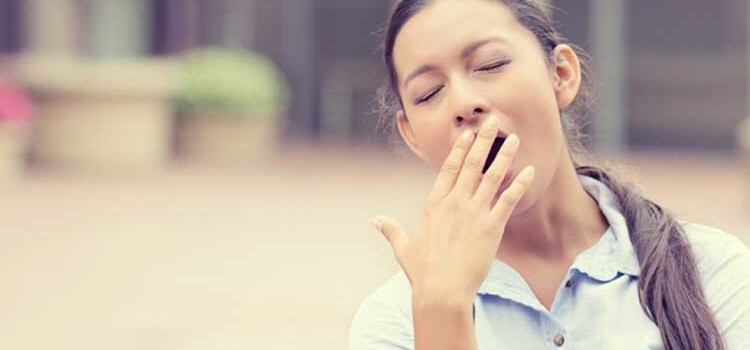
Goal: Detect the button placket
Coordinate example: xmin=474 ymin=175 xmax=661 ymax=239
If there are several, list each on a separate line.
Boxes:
xmin=539 ymin=314 xmax=567 ymax=349
xmin=552 ymin=333 xmax=565 ymax=347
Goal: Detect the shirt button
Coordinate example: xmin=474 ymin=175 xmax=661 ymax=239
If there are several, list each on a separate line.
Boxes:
xmin=564 ymin=277 xmax=574 ymax=288
xmin=553 ymin=333 xmax=565 ymax=347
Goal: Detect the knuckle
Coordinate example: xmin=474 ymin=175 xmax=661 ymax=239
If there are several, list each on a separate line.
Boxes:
xmin=441 ymin=161 xmax=461 ymax=175
xmin=425 ymin=192 xmax=441 ymax=204
xmin=465 ymin=198 xmax=482 ymax=212
xmin=443 ymin=194 xmax=466 ymax=210
xmin=482 ymin=171 xmax=504 ymax=184
xmin=516 ymin=179 xmax=531 ymax=191
xmin=464 ymin=157 xmax=483 ymax=171
xmin=479 ymin=128 xmax=496 ymax=139
xmin=424 ymin=197 xmax=442 ymax=212
xmin=515 ymin=175 xmax=532 ymax=190
xmin=454 ymin=139 xmax=472 ymax=151
xmin=496 ymin=151 xmax=513 ymax=164
xmin=501 ymin=189 xmax=522 ymax=206
xmin=444 ymin=196 xmax=463 ymax=210
xmin=499 ymin=143 xmax=518 ymax=156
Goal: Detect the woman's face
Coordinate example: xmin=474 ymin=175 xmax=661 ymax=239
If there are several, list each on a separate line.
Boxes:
xmin=393 ymin=0 xmax=580 ymax=208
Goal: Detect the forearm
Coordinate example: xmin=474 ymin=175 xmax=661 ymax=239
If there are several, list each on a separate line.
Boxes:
xmin=412 ymin=292 xmax=477 ymax=350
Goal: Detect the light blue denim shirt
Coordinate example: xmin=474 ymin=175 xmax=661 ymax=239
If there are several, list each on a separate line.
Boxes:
xmin=350 ymin=175 xmax=750 ymax=349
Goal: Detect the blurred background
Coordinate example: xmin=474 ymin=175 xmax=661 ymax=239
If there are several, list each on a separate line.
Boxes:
xmin=0 ymin=0 xmax=748 ymax=349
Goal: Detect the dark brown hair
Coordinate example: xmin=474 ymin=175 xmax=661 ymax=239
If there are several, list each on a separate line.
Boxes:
xmin=376 ymin=1 xmax=724 ymax=349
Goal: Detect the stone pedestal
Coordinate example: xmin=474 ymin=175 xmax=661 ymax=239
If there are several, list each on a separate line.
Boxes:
xmin=175 ymin=113 xmax=280 ymax=166
xmin=15 ymin=56 xmax=176 ymax=173
xmin=0 ymin=123 xmax=28 ymax=183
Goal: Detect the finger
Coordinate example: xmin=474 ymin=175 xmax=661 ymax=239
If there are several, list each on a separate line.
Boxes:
xmin=370 ymin=216 xmax=409 ymax=256
xmin=453 ymin=115 xmax=500 ymax=196
xmin=490 ymin=165 xmax=535 ymax=224
xmin=429 ymin=130 xmax=475 ymax=199
xmin=474 ymin=134 xmax=519 ymax=205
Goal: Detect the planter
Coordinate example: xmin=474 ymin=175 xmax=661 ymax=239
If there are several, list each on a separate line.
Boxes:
xmin=13 ymin=56 xmax=176 ymax=173
xmin=739 ymin=118 xmax=750 ymax=154
xmin=739 ymin=117 xmax=750 ymax=211
xmin=175 ymin=113 xmax=280 ymax=165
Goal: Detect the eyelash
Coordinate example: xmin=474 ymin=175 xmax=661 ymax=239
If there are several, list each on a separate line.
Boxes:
xmin=414 ymin=59 xmax=510 ymax=105
xmin=416 ymin=87 xmax=443 ymax=105
xmin=477 ymin=59 xmax=510 ymax=72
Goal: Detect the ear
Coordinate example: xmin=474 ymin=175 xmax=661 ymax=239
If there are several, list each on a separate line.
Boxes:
xmin=550 ymin=44 xmax=581 ymax=110
xmin=396 ymin=110 xmax=428 ymax=161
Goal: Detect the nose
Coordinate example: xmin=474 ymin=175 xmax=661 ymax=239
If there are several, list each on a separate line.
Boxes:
xmin=455 ymin=107 xmax=487 ymax=126
xmin=449 ymin=80 xmax=490 ymax=128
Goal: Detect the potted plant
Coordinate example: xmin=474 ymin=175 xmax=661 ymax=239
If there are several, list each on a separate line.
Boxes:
xmin=0 ymin=74 xmax=34 ymax=183
xmin=173 ymin=48 xmax=287 ymax=165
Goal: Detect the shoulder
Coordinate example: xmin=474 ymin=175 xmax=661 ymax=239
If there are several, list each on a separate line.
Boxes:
xmin=349 ymin=271 xmax=414 ymax=350
xmin=680 ymin=221 xmax=750 ymax=347
xmin=680 ymin=221 xmax=749 ymax=277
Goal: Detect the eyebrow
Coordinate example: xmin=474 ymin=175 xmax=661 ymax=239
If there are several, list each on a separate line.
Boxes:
xmin=402 ymin=37 xmax=510 ymax=88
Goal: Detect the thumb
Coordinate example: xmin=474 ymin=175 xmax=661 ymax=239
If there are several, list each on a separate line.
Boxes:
xmin=370 ymin=215 xmax=409 ymax=253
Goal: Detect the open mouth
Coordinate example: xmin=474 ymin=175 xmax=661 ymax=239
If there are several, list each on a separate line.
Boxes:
xmin=482 ymin=136 xmax=506 ymax=174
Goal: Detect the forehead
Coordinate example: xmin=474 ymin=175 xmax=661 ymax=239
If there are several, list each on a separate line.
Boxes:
xmin=392 ymin=0 xmax=531 ymax=77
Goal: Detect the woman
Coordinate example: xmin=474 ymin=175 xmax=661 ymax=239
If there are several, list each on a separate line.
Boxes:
xmin=350 ymin=0 xmax=750 ymax=349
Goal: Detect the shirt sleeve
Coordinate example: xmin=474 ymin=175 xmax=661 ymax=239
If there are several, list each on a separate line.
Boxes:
xmin=349 ymin=273 xmax=414 ymax=350
xmin=685 ymin=223 xmax=750 ymax=349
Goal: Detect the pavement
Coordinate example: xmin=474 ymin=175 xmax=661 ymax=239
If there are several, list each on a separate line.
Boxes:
xmin=1 ymin=144 xmax=748 ymax=349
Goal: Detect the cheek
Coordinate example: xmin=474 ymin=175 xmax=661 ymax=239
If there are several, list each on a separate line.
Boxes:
xmin=496 ymin=64 xmax=560 ymax=126
xmin=409 ymin=121 xmax=454 ymax=170
xmin=492 ymin=65 xmax=566 ymax=190
xmin=513 ymin=101 xmax=564 ymax=183
xmin=425 ymin=136 xmax=454 ymax=170
xmin=509 ymin=90 xmax=563 ymax=156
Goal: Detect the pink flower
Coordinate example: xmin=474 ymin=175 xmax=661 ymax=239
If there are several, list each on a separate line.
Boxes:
xmin=0 ymin=78 xmax=34 ymax=125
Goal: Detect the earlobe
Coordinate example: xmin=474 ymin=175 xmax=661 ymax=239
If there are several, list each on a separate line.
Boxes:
xmin=396 ymin=110 xmax=427 ymax=161
xmin=551 ymin=44 xmax=582 ymax=109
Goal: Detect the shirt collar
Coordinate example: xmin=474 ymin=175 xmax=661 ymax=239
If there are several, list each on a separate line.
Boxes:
xmin=572 ymin=175 xmax=641 ymax=281
xmin=477 ymin=174 xmax=640 ymax=299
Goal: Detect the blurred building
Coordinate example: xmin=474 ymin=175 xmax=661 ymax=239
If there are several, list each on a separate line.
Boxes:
xmin=0 ymin=0 xmax=747 ymax=152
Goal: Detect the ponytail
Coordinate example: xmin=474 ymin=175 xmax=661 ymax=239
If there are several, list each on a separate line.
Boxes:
xmin=576 ymin=165 xmax=724 ymax=350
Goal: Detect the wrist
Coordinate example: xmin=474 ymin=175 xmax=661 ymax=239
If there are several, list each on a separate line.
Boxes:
xmin=411 ymin=290 xmax=477 ymax=350
xmin=412 ymin=289 xmax=474 ymax=314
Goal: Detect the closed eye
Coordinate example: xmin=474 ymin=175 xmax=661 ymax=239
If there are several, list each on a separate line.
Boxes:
xmin=415 ymin=86 xmax=443 ymax=105
xmin=477 ymin=59 xmax=510 ymax=72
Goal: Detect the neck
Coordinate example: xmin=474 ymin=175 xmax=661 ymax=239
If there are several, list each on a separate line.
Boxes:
xmin=497 ymin=155 xmax=608 ymax=262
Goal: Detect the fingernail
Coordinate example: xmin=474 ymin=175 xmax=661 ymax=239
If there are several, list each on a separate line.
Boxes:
xmin=484 ymin=116 xmax=498 ymax=128
xmin=525 ymin=165 xmax=536 ymax=177
xmin=506 ymin=134 xmax=518 ymax=147
xmin=369 ymin=217 xmax=383 ymax=231
xmin=460 ymin=130 xmax=473 ymax=144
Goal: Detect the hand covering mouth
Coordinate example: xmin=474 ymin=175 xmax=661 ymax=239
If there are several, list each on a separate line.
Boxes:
xmin=482 ymin=136 xmax=506 ymax=174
